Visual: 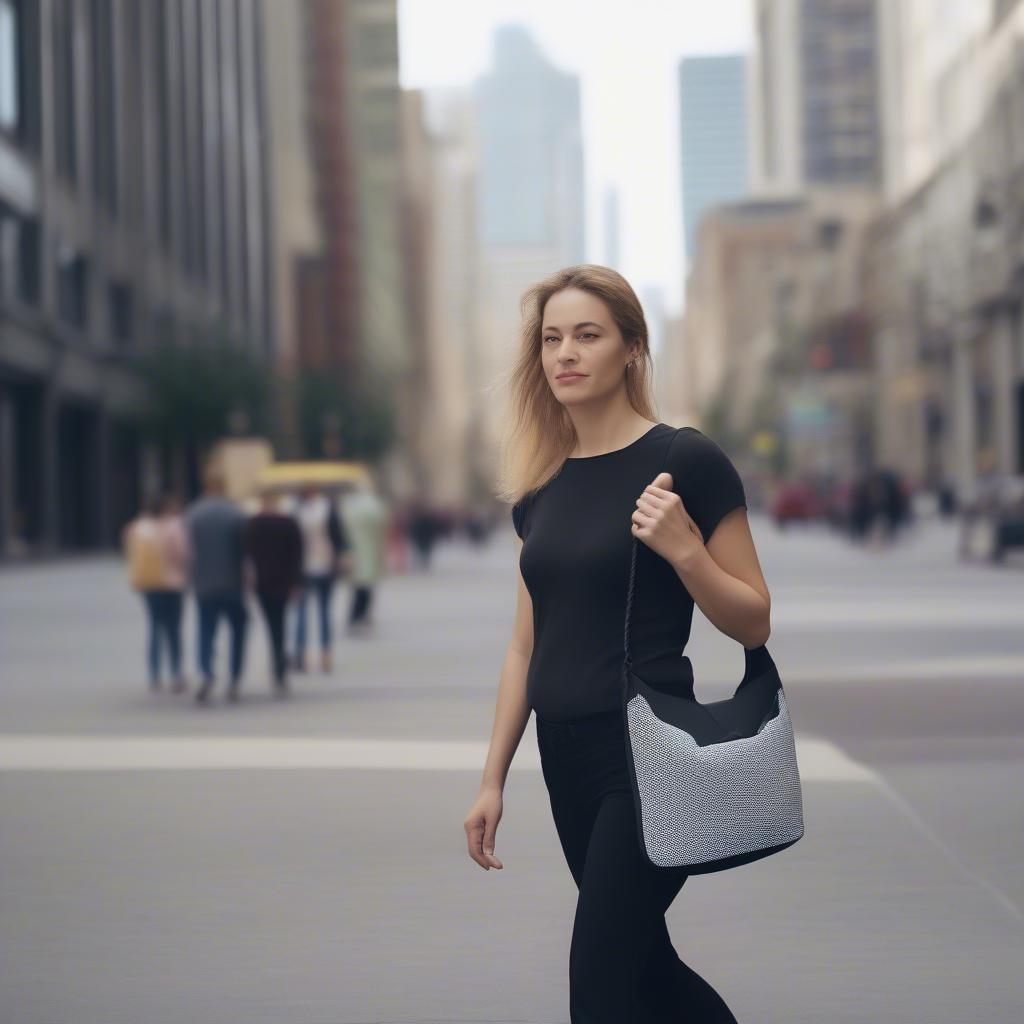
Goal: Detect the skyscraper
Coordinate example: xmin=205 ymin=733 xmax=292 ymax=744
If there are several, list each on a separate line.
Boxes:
xmin=474 ymin=25 xmax=584 ymax=264
xmin=603 ymin=184 xmax=622 ymax=269
xmin=752 ymin=0 xmax=883 ymax=194
xmin=679 ymin=55 xmax=750 ymax=258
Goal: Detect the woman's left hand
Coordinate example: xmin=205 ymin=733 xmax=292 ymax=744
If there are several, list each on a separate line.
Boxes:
xmin=631 ymin=472 xmax=704 ymax=566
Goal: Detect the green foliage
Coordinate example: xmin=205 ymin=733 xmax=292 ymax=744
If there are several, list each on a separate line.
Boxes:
xmin=295 ymin=370 xmax=396 ymax=461
xmin=132 ymin=341 xmax=272 ymax=445
xmin=128 ymin=334 xmax=397 ymax=464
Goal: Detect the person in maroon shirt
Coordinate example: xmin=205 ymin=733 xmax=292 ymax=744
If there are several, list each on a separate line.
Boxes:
xmin=243 ymin=492 xmax=304 ymax=695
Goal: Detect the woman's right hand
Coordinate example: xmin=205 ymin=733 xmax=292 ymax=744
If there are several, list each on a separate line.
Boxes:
xmin=463 ymin=785 xmax=504 ymax=870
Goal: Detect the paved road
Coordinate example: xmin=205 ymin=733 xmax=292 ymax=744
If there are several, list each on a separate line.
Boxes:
xmin=1 ymin=516 xmax=1022 ymax=1023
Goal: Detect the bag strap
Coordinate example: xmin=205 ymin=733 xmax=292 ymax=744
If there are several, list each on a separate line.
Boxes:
xmin=622 ymin=426 xmax=682 ymax=684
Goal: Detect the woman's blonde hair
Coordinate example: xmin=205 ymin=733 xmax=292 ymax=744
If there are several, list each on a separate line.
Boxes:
xmin=495 ymin=264 xmax=659 ymax=505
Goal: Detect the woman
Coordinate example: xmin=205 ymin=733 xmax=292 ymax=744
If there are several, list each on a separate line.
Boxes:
xmin=463 ymin=265 xmax=771 ymax=1022
xmin=123 ymin=494 xmax=190 ymax=694
xmin=292 ymin=484 xmax=349 ymax=672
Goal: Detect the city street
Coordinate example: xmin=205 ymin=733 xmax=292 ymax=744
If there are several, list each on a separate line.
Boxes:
xmin=1 ymin=515 xmax=1023 ymax=1024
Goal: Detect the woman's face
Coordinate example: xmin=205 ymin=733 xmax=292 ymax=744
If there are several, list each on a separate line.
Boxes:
xmin=540 ymin=287 xmax=636 ymax=406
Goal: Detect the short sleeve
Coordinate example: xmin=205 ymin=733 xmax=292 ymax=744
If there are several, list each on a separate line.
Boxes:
xmin=667 ymin=429 xmax=747 ymax=543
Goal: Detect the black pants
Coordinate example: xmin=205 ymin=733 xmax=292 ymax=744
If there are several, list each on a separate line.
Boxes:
xmin=256 ymin=592 xmax=289 ymax=684
xmin=348 ymin=584 xmax=373 ymax=624
xmin=536 ymin=706 xmax=739 ymax=1024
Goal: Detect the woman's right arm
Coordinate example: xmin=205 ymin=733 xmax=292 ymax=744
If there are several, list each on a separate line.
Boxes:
xmin=463 ymin=536 xmax=534 ymax=871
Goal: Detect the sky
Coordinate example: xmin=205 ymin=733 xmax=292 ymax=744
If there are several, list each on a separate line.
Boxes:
xmin=397 ymin=0 xmax=754 ymax=316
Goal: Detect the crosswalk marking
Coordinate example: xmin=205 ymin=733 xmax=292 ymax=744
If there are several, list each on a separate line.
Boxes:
xmin=775 ymin=602 xmax=1024 ymax=627
xmin=784 ymin=653 xmax=1024 ymax=683
xmin=0 ymin=733 xmax=877 ymax=781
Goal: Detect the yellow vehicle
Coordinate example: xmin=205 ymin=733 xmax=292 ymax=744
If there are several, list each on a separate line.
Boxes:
xmin=206 ymin=437 xmax=372 ymax=510
xmin=255 ymin=460 xmax=371 ymax=498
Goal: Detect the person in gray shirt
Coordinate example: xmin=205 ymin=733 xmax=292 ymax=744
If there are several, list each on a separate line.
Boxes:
xmin=185 ymin=466 xmax=249 ymax=703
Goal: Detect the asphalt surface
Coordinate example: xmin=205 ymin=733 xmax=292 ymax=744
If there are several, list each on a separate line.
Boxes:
xmin=1 ymin=515 xmax=1022 ymax=1023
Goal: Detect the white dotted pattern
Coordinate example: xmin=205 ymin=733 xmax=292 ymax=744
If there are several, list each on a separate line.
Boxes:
xmin=625 ymin=688 xmax=805 ymax=869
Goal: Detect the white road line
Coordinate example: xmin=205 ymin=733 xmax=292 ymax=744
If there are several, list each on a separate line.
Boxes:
xmin=0 ymin=734 xmax=876 ymax=780
xmin=4 ymin=731 xmax=1018 ymax=928
xmin=777 ymin=604 xmax=1024 ymax=627
xmin=783 ymin=654 xmax=1024 ymax=684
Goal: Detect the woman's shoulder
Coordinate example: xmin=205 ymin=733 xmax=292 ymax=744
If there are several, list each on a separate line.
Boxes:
xmin=663 ymin=427 xmax=747 ymax=541
xmin=664 ymin=426 xmax=743 ymax=484
xmin=664 ymin=425 xmax=732 ymax=465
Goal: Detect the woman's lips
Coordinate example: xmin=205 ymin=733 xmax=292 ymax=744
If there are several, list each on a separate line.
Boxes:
xmin=557 ymin=374 xmax=587 ymax=383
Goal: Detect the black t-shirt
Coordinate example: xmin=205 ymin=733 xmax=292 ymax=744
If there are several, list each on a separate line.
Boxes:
xmin=511 ymin=422 xmax=747 ymax=721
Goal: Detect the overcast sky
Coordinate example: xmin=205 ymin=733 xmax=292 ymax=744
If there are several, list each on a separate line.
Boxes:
xmin=397 ymin=0 xmax=754 ymax=315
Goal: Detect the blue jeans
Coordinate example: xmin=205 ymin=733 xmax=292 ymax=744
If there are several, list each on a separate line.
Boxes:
xmin=294 ymin=574 xmax=335 ymax=655
xmin=195 ymin=591 xmax=249 ymax=684
xmin=141 ymin=589 xmax=183 ymax=684
xmin=535 ymin=707 xmax=739 ymax=1023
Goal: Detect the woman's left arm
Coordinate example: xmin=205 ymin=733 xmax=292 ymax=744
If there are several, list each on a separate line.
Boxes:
xmin=633 ymin=476 xmax=770 ymax=649
xmin=669 ymin=507 xmax=771 ymax=649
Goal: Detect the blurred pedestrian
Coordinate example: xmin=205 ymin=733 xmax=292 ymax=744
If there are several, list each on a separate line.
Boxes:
xmin=185 ymin=466 xmax=249 ymax=704
xmin=406 ymin=500 xmax=439 ymax=569
xmin=122 ymin=494 xmax=190 ymax=694
xmin=879 ymin=468 xmax=910 ymax=540
xmin=292 ymin=484 xmax=349 ymax=673
xmin=244 ymin=492 xmax=303 ymax=695
xmin=340 ymin=475 xmax=389 ymax=635
xmin=864 ymin=470 xmax=891 ymax=548
xmin=848 ymin=472 xmax=872 ymax=541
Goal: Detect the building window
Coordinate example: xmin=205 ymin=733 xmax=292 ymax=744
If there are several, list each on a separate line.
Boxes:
xmin=154 ymin=0 xmax=172 ymax=249
xmin=150 ymin=306 xmax=176 ymax=348
xmin=0 ymin=206 xmax=39 ymax=306
xmin=0 ymin=0 xmax=19 ymax=135
xmin=52 ymin=0 xmax=77 ymax=183
xmin=108 ymin=281 xmax=134 ymax=347
xmin=90 ymin=0 xmax=118 ymax=216
xmin=56 ymin=248 xmax=89 ymax=330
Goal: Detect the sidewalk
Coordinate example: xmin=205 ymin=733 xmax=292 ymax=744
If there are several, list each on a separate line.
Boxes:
xmin=1 ymin=524 xmax=1022 ymax=1022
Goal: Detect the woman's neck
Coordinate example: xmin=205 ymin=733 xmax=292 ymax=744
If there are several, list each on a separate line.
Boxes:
xmin=567 ymin=413 xmax=659 ymax=459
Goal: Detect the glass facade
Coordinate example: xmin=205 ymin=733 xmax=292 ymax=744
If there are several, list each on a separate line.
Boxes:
xmin=799 ymin=0 xmax=881 ymax=185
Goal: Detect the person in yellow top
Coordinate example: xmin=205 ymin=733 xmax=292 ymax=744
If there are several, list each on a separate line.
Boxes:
xmin=123 ymin=495 xmax=190 ymax=693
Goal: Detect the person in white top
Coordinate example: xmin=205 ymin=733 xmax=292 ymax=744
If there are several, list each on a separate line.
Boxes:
xmin=292 ymin=485 xmax=349 ymax=672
